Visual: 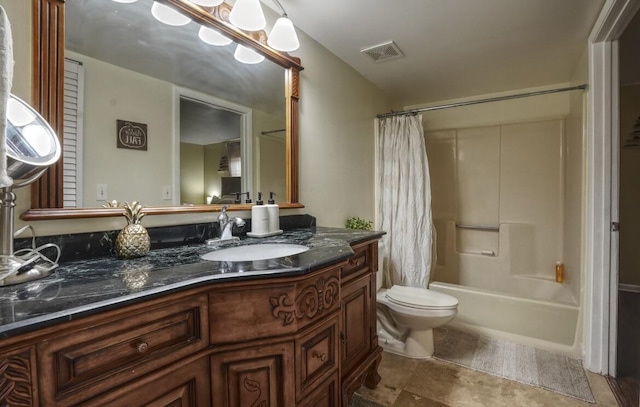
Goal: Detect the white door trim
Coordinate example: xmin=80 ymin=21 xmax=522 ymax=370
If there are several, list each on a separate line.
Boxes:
xmin=584 ymin=0 xmax=639 ymax=375
xmin=172 ymin=86 xmax=253 ymax=206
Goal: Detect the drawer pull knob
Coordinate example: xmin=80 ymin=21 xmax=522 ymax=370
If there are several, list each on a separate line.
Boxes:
xmin=315 ymin=352 xmax=327 ymax=362
xmin=348 ymin=259 xmax=360 ymax=267
xmin=136 ymin=341 xmax=149 ymax=354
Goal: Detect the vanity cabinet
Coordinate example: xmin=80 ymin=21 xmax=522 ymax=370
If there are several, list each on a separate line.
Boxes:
xmin=0 ymin=237 xmax=382 ymax=406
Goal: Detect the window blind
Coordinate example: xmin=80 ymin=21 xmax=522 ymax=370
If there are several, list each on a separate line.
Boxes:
xmin=63 ymin=58 xmax=84 ymax=208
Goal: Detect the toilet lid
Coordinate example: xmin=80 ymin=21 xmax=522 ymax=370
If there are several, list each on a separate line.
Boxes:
xmin=385 ymin=285 xmax=458 ymax=310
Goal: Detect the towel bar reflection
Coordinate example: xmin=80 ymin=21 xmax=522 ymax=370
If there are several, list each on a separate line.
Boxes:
xmin=455 ymin=224 xmax=500 ymax=232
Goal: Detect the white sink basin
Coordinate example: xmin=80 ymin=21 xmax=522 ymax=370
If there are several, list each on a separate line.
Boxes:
xmin=201 ymin=243 xmax=309 ymax=262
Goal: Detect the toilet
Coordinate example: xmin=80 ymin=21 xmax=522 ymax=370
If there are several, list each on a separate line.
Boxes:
xmin=377 ymin=285 xmax=458 ymax=359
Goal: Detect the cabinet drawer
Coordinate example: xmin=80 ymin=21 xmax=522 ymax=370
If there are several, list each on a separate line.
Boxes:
xmin=77 ymin=357 xmax=211 ymax=407
xmin=295 ymin=315 xmax=339 ymax=402
xmin=210 ymin=265 xmax=341 ymax=344
xmin=341 ymin=244 xmax=370 ymax=281
xmin=38 ymin=295 xmax=209 ymax=406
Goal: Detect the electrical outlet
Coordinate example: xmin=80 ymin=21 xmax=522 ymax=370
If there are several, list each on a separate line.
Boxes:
xmin=162 ymin=185 xmax=172 ymax=200
xmin=97 ymin=184 xmax=107 ymax=201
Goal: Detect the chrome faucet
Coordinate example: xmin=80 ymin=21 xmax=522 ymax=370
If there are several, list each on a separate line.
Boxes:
xmin=218 ymin=205 xmax=245 ymax=241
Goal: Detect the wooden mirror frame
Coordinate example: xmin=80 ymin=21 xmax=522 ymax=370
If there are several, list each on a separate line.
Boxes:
xmin=22 ymin=0 xmax=303 ymax=220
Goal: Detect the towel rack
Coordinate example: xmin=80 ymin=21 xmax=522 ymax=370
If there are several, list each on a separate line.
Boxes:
xmin=455 ymin=224 xmax=499 ymax=232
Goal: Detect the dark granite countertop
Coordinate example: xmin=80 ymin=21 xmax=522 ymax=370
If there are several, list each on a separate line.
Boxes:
xmin=0 ymin=227 xmax=384 ymax=339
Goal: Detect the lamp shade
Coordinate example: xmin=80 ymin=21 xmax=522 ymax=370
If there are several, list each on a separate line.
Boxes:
xmin=267 ymin=16 xmax=299 ymax=52
xmin=151 ymin=1 xmax=191 ymax=26
xmin=234 ymin=44 xmax=265 ymax=64
xmin=229 ymin=0 xmax=266 ymax=31
xmin=190 ymin=0 xmax=224 ymax=6
xmin=5 ymin=94 xmax=61 ymax=187
xmin=198 ymin=25 xmax=233 ymax=46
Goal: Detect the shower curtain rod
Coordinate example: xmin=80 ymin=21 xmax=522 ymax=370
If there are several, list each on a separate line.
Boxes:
xmin=376 ymin=84 xmax=588 ymax=119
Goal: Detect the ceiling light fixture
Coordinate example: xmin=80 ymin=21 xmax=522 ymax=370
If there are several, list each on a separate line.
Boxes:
xmin=153 ymin=0 xmax=299 ymax=63
xmin=229 ymin=0 xmax=266 ymax=31
xmin=267 ymin=0 xmax=299 ymax=51
xmin=112 ymin=0 xmax=138 ymax=3
xmin=151 ymin=1 xmax=191 ymax=26
xmin=234 ymin=44 xmax=265 ymax=64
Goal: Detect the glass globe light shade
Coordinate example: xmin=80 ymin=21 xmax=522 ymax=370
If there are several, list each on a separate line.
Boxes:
xmin=198 ymin=25 xmax=233 ymax=46
xmin=267 ymin=16 xmax=299 ymax=52
xmin=229 ymin=0 xmax=266 ymax=31
xmin=151 ymin=1 xmax=191 ymax=26
xmin=234 ymin=44 xmax=265 ymax=64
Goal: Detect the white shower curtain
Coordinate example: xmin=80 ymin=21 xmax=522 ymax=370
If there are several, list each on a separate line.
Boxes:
xmin=378 ymin=114 xmax=432 ymax=289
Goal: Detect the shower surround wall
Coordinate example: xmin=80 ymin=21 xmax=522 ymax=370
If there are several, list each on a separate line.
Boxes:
xmin=416 ymin=85 xmax=585 ymax=355
xmin=428 ymin=120 xmax=565 ymax=288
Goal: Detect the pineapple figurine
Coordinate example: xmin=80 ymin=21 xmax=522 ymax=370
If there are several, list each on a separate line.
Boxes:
xmin=113 ymin=201 xmax=151 ymax=259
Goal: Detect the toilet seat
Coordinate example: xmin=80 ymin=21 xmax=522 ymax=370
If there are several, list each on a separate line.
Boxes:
xmin=385 ymin=285 xmax=458 ymax=310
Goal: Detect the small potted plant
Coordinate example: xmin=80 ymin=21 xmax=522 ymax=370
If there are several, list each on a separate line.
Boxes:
xmin=345 ymin=216 xmax=373 ymax=230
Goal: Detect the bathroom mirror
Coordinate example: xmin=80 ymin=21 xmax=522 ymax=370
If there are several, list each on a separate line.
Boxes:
xmin=23 ymin=0 xmax=302 ymax=220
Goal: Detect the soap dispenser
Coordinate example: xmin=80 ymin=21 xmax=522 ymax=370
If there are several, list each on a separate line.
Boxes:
xmin=248 ymin=193 xmax=269 ymax=237
xmin=265 ymin=192 xmax=281 ymax=235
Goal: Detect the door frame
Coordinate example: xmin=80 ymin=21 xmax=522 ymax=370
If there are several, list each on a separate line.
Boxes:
xmin=584 ymin=0 xmax=640 ymax=375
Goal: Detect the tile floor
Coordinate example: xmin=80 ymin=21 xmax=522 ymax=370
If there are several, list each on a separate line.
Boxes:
xmin=354 ymin=352 xmax=620 ymax=407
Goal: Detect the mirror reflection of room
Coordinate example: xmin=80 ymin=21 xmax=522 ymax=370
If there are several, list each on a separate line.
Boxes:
xmin=179 ymin=97 xmax=242 ymax=205
xmin=63 ymin=0 xmax=287 ymax=208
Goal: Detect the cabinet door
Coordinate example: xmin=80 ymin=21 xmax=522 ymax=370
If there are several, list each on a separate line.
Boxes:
xmin=340 ymin=273 xmax=372 ymax=377
xmin=79 ymin=357 xmax=210 ymax=407
xmin=211 ymin=341 xmax=295 ymax=407
xmin=298 ymin=372 xmax=339 ymax=407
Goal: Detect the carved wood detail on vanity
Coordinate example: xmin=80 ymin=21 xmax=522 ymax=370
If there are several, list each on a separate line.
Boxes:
xmin=271 ymin=275 xmax=340 ymax=325
xmin=0 ymin=348 xmax=36 ymax=407
xmin=0 ymin=237 xmax=382 ymax=406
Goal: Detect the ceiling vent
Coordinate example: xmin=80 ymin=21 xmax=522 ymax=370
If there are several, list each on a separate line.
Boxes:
xmin=360 ymin=41 xmax=404 ymax=63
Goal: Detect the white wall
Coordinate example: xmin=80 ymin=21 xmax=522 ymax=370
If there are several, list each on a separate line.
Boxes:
xmin=66 ymin=51 xmax=174 ymax=207
xmin=180 ymin=142 xmax=205 ymax=204
xmin=291 ymin=34 xmax=391 ymax=227
xmin=4 ymin=1 xmax=391 ymax=234
xmin=252 ymin=109 xmax=286 ymax=203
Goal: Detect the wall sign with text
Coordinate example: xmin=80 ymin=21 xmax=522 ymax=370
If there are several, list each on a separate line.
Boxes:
xmin=117 ymin=120 xmax=148 ymax=151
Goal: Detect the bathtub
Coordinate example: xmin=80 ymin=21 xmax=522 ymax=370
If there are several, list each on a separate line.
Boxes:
xmin=427 ymin=219 xmax=582 ymax=357
xmin=430 ymin=281 xmax=581 ymax=357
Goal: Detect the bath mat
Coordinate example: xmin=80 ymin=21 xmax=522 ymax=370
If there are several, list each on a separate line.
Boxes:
xmin=433 ymin=327 xmax=596 ymax=403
